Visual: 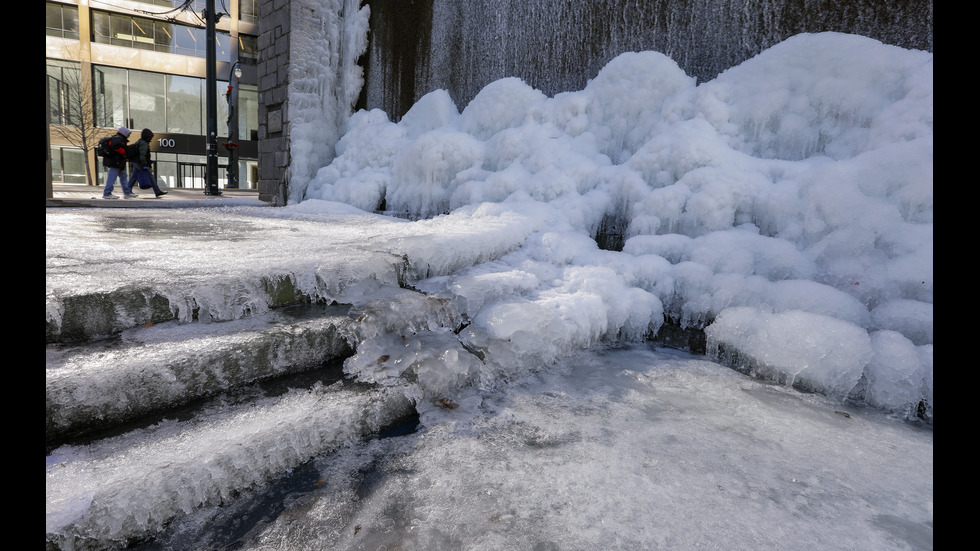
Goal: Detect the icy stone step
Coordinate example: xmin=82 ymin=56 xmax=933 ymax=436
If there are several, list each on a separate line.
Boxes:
xmin=45 ymin=273 xmax=315 ymax=344
xmin=46 ymin=304 xmax=358 ymax=445
xmin=45 ymin=207 xmax=536 ymax=346
xmin=46 ymin=380 xmax=416 ymax=551
xmin=45 ymin=254 xmax=413 ymax=345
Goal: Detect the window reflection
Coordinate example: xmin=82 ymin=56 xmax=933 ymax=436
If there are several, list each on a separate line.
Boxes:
xmin=129 ymin=71 xmax=167 ymax=131
xmin=92 ymin=10 xmax=230 ymax=61
xmin=93 ymin=66 xmax=129 ymax=129
xmin=86 ymin=64 xmax=258 ymax=140
xmin=166 ymin=75 xmax=203 ymax=134
xmin=46 ymin=3 xmax=79 ymax=39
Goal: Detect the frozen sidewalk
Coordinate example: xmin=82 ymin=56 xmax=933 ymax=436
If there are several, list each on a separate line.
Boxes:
xmin=46 ymin=183 xmax=270 ymax=208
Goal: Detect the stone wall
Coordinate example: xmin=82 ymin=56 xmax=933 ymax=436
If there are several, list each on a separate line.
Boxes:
xmin=257 ymin=0 xmax=291 ymax=205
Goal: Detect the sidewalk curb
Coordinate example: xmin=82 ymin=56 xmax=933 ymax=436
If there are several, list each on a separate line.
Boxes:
xmin=47 ymin=185 xmax=271 ymax=208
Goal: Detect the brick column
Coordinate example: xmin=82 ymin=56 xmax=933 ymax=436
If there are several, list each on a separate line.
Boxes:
xmin=257 ymin=0 xmax=291 ymax=205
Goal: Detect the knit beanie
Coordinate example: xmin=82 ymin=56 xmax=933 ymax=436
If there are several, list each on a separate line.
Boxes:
xmin=118 ymin=127 xmax=131 ymax=137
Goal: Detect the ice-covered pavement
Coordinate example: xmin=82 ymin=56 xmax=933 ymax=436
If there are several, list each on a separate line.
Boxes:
xmin=290 ymin=346 xmax=932 ymax=551
xmin=46 ymin=205 xmax=931 ymax=550
xmin=110 ymin=346 xmax=933 ymax=551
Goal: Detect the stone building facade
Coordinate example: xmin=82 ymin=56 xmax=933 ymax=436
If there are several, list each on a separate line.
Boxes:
xmin=256 ymin=0 xmax=291 ymax=205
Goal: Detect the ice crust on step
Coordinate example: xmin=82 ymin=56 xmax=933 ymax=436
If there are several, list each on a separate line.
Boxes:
xmin=46 ymin=383 xmax=414 ymax=548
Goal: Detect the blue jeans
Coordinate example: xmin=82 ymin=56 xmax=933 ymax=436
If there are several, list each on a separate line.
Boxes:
xmin=103 ymin=166 xmax=130 ymax=196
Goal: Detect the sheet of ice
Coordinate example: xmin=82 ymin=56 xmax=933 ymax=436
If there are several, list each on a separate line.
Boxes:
xmin=148 ymin=346 xmax=933 ymax=551
xmin=302 ymin=32 xmax=933 ymax=421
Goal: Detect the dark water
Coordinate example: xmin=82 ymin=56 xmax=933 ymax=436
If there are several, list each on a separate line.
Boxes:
xmin=359 ymin=0 xmax=933 ymax=119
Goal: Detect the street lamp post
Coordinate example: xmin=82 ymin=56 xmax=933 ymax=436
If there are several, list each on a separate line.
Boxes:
xmin=224 ymin=61 xmax=242 ymax=189
xmin=204 ymin=0 xmax=221 ymax=195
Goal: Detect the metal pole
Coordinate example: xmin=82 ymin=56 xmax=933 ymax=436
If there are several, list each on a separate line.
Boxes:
xmin=227 ymin=62 xmax=240 ymax=188
xmin=46 ymin=72 xmax=54 ymax=198
xmin=205 ymin=0 xmax=221 ymax=195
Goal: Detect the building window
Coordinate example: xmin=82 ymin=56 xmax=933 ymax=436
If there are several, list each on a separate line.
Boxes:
xmin=92 ymin=65 xmax=257 ymax=140
xmin=166 ymin=75 xmax=203 ymax=134
xmin=46 ymin=2 xmax=79 ymax=40
xmin=238 ymin=34 xmax=258 ymax=64
xmin=129 ymin=70 xmax=168 ymax=131
xmin=240 ymin=0 xmax=259 ymax=23
xmin=93 ymin=66 xmax=130 ymax=129
xmin=92 ymin=10 xmax=232 ymax=61
xmin=134 ymin=1 xmax=207 ymax=10
xmin=207 ymin=79 xmax=231 ymax=135
xmin=153 ymin=152 xmax=257 ymax=191
xmin=47 ymin=60 xmax=83 ymax=127
xmin=50 ymin=147 xmax=87 ymax=184
xmin=238 ymin=84 xmax=259 ymax=141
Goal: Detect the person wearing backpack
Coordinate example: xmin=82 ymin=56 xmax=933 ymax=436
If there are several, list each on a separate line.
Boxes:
xmin=100 ymin=127 xmax=135 ymax=199
xmin=126 ymin=128 xmax=168 ymax=197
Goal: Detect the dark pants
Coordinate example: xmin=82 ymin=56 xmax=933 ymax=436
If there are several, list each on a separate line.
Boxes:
xmin=129 ymin=166 xmax=164 ymax=195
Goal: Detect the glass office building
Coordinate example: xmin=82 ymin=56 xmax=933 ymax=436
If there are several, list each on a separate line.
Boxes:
xmin=47 ymin=0 xmax=260 ymax=190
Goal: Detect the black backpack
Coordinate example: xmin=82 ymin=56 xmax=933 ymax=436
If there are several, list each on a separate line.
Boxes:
xmin=97 ymin=136 xmax=115 ymax=158
xmin=125 ymin=142 xmax=141 ymax=162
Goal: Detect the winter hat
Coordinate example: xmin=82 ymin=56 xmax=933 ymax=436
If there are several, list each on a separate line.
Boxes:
xmin=141 ymin=128 xmax=154 ymax=141
xmin=117 ymin=127 xmax=131 ymax=137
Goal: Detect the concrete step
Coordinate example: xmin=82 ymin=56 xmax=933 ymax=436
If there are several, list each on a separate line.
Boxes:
xmin=46 ymin=377 xmax=416 ymax=550
xmin=46 ymin=304 xmax=359 ymax=446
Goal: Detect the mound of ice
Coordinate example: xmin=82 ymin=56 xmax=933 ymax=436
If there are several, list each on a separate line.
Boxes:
xmin=302 ymin=32 xmax=932 ymax=421
xmin=705 ymin=307 xmax=873 ymax=398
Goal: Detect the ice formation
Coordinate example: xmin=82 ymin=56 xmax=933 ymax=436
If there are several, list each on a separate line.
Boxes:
xmin=301 ymin=32 xmax=933 ymax=421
